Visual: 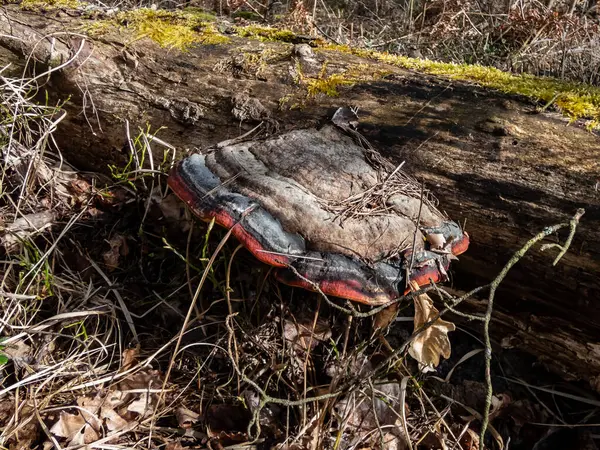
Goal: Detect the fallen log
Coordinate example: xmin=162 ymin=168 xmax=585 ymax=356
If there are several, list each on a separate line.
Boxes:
xmin=1 ymin=4 xmax=598 ymax=388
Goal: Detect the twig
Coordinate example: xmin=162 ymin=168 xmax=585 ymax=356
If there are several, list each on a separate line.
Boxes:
xmin=540 ymin=209 xmax=585 ymax=265
xmin=479 ymin=208 xmax=584 ymax=447
xmin=408 ymin=181 xmax=425 ymax=277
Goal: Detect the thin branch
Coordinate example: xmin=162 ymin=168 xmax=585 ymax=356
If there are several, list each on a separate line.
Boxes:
xmin=479 ymin=208 xmax=584 ymax=447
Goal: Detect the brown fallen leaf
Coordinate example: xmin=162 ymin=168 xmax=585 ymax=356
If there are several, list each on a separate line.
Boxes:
xmin=0 ymin=394 xmax=15 ymax=427
xmin=2 ymin=338 xmax=31 ymax=362
xmin=103 ymin=407 xmax=129 ymax=431
xmin=165 ymin=441 xmax=186 ymax=450
xmin=4 ymin=402 xmax=40 ymax=450
xmin=419 ymin=422 xmax=449 ymax=450
xmin=116 ymin=369 xmax=163 ymax=393
xmin=459 ymin=428 xmax=480 ymax=450
xmin=103 ymin=234 xmax=129 ymax=271
xmin=373 ymin=302 xmax=399 ymax=331
xmin=157 ymin=193 xmax=192 ymax=232
xmin=121 ymin=345 xmax=140 ymax=371
xmin=408 ymin=280 xmax=455 ymax=370
xmin=127 ymin=392 xmax=155 ymax=418
xmin=175 ymin=406 xmax=200 ymax=429
xmin=50 ymin=411 xmax=100 ymax=445
xmin=48 ymin=388 xmax=143 ymax=446
xmin=283 ymin=317 xmax=331 ymax=354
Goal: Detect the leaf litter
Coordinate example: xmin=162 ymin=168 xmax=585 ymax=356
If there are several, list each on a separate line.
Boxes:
xmin=47 ymin=349 xmax=165 ymax=446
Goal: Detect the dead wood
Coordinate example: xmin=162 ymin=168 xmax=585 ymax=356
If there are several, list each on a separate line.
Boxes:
xmin=0 ymin=5 xmax=598 ymax=388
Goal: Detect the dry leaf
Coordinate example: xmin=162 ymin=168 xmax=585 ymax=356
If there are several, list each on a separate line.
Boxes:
xmin=336 ymin=382 xmax=404 ymax=430
xmin=283 ymin=317 xmax=331 ymax=353
xmin=2 ymin=339 xmax=31 ymax=368
xmin=408 ymin=280 xmax=455 ymax=369
xmin=121 ymin=345 xmax=140 ymax=370
xmin=459 ymin=428 xmax=480 ymax=450
xmin=419 ymin=423 xmax=449 ymax=450
xmin=103 ymin=234 xmax=129 ymax=271
xmin=381 ymin=431 xmax=410 ymax=450
xmin=158 ymin=193 xmax=191 ymax=232
xmin=0 ymin=394 xmax=15 ymax=426
xmin=127 ymin=392 xmax=154 ymax=418
xmin=175 ymin=406 xmax=200 ymax=428
xmin=5 ymin=403 xmax=39 ymax=450
xmin=325 ymin=353 xmax=372 ymax=379
xmin=117 ymin=369 xmax=162 ymax=391
xmin=48 ymin=389 xmax=139 ymax=445
xmin=103 ymin=407 xmax=129 ymax=431
xmin=50 ymin=411 xmax=100 ymax=445
xmin=69 ymin=178 xmax=93 ymax=204
xmin=373 ymin=302 xmax=399 ymax=331
xmin=165 ymin=441 xmax=186 ymax=450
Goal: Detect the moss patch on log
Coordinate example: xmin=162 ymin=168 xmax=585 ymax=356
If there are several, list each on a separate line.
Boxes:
xmin=82 ymin=8 xmax=229 ymax=50
xmin=21 ymin=0 xmax=79 ymax=11
xmin=298 ymin=62 xmax=389 ymax=98
xmin=324 ymin=44 xmax=600 ymax=128
xmin=118 ymin=9 xmax=229 ymax=49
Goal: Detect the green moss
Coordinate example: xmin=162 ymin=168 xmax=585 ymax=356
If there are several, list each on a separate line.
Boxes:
xmin=234 ymin=25 xmax=297 ymax=43
xmin=324 ymin=44 xmax=600 ymax=126
xmin=278 ymin=94 xmax=293 ymax=109
xmin=306 ymin=72 xmax=354 ymax=97
xmin=300 ymin=62 xmax=388 ymax=98
xmin=21 ymin=0 xmax=79 ymax=10
xmin=80 ymin=21 xmax=113 ymax=38
xmin=112 ymin=8 xmax=229 ymax=51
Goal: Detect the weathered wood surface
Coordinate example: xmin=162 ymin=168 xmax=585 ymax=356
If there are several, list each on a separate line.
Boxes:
xmin=1 ymin=5 xmax=599 ymax=387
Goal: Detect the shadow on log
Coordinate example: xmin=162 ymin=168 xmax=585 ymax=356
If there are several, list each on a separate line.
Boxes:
xmin=1 ymin=4 xmax=598 ymax=389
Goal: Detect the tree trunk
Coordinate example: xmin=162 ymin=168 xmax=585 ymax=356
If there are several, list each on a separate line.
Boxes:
xmin=1 ymin=5 xmax=599 ymax=388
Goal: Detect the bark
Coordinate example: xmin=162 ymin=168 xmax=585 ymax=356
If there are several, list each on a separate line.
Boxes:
xmin=1 ymin=5 xmax=599 ymax=387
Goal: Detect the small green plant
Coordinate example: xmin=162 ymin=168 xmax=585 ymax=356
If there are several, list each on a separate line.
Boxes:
xmin=18 ymin=240 xmax=54 ymax=298
xmin=200 ymin=218 xmax=227 ymax=293
xmin=63 ymin=321 xmax=89 ymax=340
xmin=301 ymin=62 xmax=386 ymax=98
xmin=108 ymin=124 xmax=170 ymax=189
xmin=80 ymin=21 xmax=113 ymax=38
xmin=0 ymin=340 xmax=8 ymax=367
